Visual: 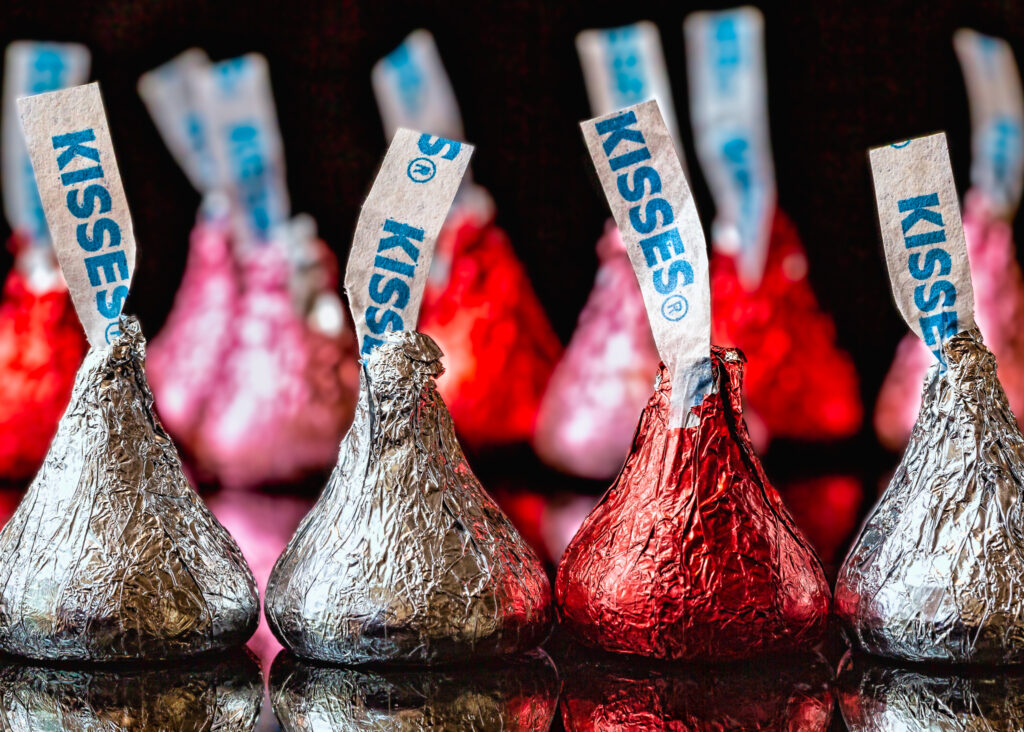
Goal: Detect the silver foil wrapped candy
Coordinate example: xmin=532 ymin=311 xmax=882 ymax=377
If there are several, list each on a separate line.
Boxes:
xmin=0 ymin=316 xmax=259 ymax=662
xmin=269 ymin=649 xmax=559 ymax=730
xmin=0 ymin=649 xmax=263 ymax=731
xmin=265 ymin=330 xmax=553 ymax=664
xmin=836 ymin=328 xmax=1024 ymax=663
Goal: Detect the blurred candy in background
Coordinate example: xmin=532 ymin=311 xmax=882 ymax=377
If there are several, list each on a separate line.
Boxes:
xmin=374 ymin=30 xmax=563 ymax=449
xmin=687 ymin=8 xmax=862 ymax=448
xmin=875 ymin=29 xmax=1024 ymax=451
xmin=0 ymin=41 xmax=89 ymax=480
xmin=142 ymin=51 xmax=359 ymax=489
xmin=533 ymin=23 xmax=665 ymax=480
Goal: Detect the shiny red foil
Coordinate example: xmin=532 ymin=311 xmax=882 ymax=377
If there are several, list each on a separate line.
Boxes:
xmin=533 ymin=222 xmax=660 ymax=479
xmin=419 ymin=208 xmax=562 ymax=447
xmin=148 ymin=218 xmax=237 ymax=450
xmin=195 ymin=241 xmax=358 ymax=489
xmin=555 ymin=348 xmax=831 ymax=660
xmin=711 ymin=209 xmax=861 ymax=443
xmin=0 ymin=237 xmax=85 ymax=480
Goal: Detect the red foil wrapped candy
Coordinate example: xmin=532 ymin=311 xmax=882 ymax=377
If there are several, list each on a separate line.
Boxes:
xmin=555 ymin=347 xmax=831 ymax=660
xmin=0 ymin=238 xmax=85 ymax=480
xmin=534 ymin=222 xmax=659 ymax=479
xmin=196 ymin=232 xmax=358 ymax=489
xmin=419 ymin=203 xmax=562 ymax=447
xmin=147 ymin=210 xmax=236 ymax=451
xmin=711 ymin=210 xmax=862 ymax=443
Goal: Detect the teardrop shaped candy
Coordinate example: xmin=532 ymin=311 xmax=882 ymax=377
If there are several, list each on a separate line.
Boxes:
xmin=556 ymin=347 xmax=831 ymax=660
xmin=837 ymin=328 xmax=1024 ymax=663
xmin=0 ymin=316 xmax=259 ymax=661
xmin=265 ymin=330 xmax=553 ymax=664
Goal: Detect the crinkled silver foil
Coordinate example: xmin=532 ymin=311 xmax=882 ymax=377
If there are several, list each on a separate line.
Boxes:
xmin=0 ymin=316 xmax=259 ymax=662
xmin=837 ymin=651 xmax=1024 ymax=731
xmin=836 ymin=328 xmax=1024 ymax=663
xmin=0 ymin=649 xmax=263 ymax=730
xmin=265 ymin=330 xmax=553 ymax=664
xmin=269 ymin=649 xmax=559 ymax=731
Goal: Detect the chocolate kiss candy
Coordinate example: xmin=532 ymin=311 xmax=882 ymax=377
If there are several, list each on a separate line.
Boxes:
xmin=555 ymin=347 xmax=831 ymax=660
xmin=559 ymin=650 xmax=834 ymax=731
xmin=0 ymin=316 xmax=259 ymax=661
xmin=711 ymin=210 xmax=863 ymax=443
xmin=270 ymin=649 xmax=559 ymax=730
xmin=837 ymin=329 xmax=1024 ymax=663
xmin=265 ymin=330 xmax=553 ymax=664
xmin=147 ymin=215 xmax=237 ymax=450
xmin=533 ymin=222 xmax=660 ymax=480
xmin=0 ymin=649 xmax=263 ymax=731
xmin=836 ymin=651 xmax=1024 ymax=731
xmin=0 ymin=236 xmax=86 ymax=480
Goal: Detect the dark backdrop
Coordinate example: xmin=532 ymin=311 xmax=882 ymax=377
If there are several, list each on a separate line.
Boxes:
xmin=1 ymin=0 xmax=1022 ymax=480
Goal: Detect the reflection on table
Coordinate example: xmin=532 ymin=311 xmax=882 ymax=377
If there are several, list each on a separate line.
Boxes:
xmin=0 ymin=649 xmax=263 ymax=731
xmin=269 ymin=649 xmax=559 ymax=730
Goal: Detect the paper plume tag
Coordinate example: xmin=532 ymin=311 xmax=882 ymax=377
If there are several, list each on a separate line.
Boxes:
xmin=345 ymin=128 xmax=472 ymax=356
xmin=372 ymin=30 xmax=465 ymax=144
xmin=192 ymin=53 xmax=289 ymax=244
xmin=138 ymin=48 xmax=215 ymax=193
xmin=576 ymin=21 xmax=682 ymax=158
xmin=580 ymin=99 xmax=711 ymax=427
xmin=954 ymin=29 xmax=1024 ymax=217
xmin=685 ymin=6 xmax=776 ymax=287
xmin=18 ymin=82 xmax=136 ymax=348
xmin=2 ymin=41 xmax=90 ymax=243
xmin=870 ymin=133 xmax=976 ymax=366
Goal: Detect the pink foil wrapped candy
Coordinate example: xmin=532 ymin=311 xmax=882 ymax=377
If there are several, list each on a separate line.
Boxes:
xmin=195 ymin=238 xmax=358 ymax=489
xmin=148 ymin=212 xmax=236 ymax=452
xmin=875 ymin=190 xmax=1024 ymax=450
xmin=533 ymin=221 xmax=659 ymax=479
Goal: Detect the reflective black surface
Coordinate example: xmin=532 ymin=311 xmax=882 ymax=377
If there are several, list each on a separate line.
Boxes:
xmin=0 ymin=633 xmax=1022 ymax=730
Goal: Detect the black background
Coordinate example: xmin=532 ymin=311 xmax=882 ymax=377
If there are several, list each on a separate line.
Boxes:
xmin=1 ymin=0 xmax=1023 ymax=478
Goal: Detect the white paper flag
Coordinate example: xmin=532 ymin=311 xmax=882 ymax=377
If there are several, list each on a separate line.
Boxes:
xmin=18 ymin=83 xmax=136 ymax=348
xmin=345 ymin=129 xmax=472 ymax=356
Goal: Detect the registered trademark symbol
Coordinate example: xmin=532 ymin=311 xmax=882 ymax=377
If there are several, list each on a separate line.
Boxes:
xmin=104 ymin=321 xmax=121 ymax=344
xmin=661 ymin=294 xmax=689 ymax=322
xmin=407 ymin=157 xmax=437 ymax=183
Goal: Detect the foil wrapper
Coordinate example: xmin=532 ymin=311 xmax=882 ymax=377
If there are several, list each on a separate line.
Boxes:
xmin=269 ymin=649 xmax=559 ymax=730
xmin=419 ymin=207 xmax=562 ymax=448
xmin=0 ymin=649 xmax=263 ymax=731
xmin=533 ymin=222 xmax=660 ymax=480
xmin=711 ymin=208 xmax=862 ymax=443
xmin=148 ymin=216 xmax=237 ymax=450
xmin=0 ymin=316 xmax=259 ymax=661
xmin=559 ymin=649 xmax=833 ymax=731
xmin=837 ymin=651 xmax=1024 ymax=731
xmin=265 ymin=330 xmax=553 ymax=664
xmin=0 ymin=235 xmax=86 ymax=480
xmin=555 ymin=348 xmax=831 ymax=660
xmin=196 ymin=239 xmax=358 ymax=489
xmin=837 ymin=328 xmax=1024 ymax=663
xmin=875 ymin=190 xmax=1024 ymax=450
